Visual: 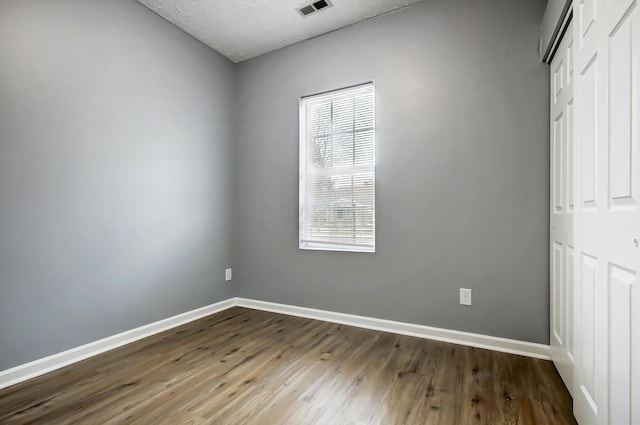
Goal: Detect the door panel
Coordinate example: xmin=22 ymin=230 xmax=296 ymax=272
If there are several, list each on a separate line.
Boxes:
xmin=580 ymin=0 xmax=597 ymax=39
xmin=554 ymin=114 xmax=565 ymax=212
xmin=566 ymin=245 xmax=575 ymax=360
xmin=552 ymin=242 xmax=564 ymax=345
xmin=609 ymin=13 xmax=633 ymax=204
xmin=550 ymin=20 xmax=575 ymax=395
xmin=573 ymin=0 xmax=640 ymax=424
xmin=579 ymin=55 xmax=597 ymax=208
xmin=608 ymin=265 xmax=635 ymax=425
xmin=568 ymin=100 xmax=575 ymax=211
xmin=578 ymin=253 xmax=597 ymax=412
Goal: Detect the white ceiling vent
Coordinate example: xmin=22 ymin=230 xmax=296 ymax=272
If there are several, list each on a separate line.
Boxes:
xmin=298 ymin=0 xmax=333 ymax=17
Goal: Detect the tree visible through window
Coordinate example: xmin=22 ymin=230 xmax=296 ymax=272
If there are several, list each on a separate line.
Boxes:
xmin=299 ymin=83 xmax=375 ymax=252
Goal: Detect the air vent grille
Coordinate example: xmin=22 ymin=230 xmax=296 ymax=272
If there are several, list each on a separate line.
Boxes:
xmin=297 ymin=0 xmax=333 ymax=17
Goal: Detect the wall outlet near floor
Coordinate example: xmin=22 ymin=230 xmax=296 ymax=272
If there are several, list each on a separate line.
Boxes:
xmin=225 ymin=268 xmax=232 ymax=282
xmin=460 ymin=288 xmax=472 ymax=306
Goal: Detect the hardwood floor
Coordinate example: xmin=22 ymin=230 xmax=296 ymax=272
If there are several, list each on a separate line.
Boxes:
xmin=0 ymin=307 xmax=576 ymax=425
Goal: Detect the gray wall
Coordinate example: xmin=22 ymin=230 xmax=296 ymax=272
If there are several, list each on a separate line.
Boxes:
xmin=0 ymin=0 xmax=236 ymax=370
xmin=235 ymin=0 xmax=550 ymax=344
xmin=0 ymin=0 xmax=550 ymax=372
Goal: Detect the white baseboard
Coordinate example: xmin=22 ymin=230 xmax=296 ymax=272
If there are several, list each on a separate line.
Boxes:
xmin=0 ymin=298 xmax=236 ymax=390
xmin=0 ymin=296 xmax=550 ymax=390
xmin=235 ymin=298 xmax=551 ymax=360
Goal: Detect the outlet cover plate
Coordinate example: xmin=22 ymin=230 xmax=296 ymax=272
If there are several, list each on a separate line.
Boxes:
xmin=460 ymin=288 xmax=472 ymax=306
xmin=225 ymin=268 xmax=232 ymax=282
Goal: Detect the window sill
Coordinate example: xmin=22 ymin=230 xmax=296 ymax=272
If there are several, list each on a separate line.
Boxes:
xmin=299 ymin=242 xmax=375 ymax=253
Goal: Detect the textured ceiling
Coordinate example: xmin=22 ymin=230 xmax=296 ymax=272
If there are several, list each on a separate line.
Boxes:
xmin=137 ymin=0 xmax=425 ymax=63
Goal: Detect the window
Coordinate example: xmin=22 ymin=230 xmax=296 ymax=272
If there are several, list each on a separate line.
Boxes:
xmin=299 ymin=82 xmax=375 ymax=252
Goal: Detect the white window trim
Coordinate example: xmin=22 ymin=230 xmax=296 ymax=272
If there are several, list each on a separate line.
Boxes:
xmin=299 ymin=82 xmax=376 ymax=253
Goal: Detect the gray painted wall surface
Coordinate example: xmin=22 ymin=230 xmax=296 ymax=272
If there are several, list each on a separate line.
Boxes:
xmin=0 ymin=0 xmax=550 ymax=372
xmin=0 ymin=0 xmax=235 ymax=370
xmin=235 ymin=0 xmax=550 ymax=344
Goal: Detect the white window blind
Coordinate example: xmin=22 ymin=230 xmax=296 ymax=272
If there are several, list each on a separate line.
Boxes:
xmin=299 ymin=83 xmax=375 ymax=252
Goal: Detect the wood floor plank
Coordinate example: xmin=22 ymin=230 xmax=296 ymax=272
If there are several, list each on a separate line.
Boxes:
xmin=0 ymin=307 xmax=577 ymax=425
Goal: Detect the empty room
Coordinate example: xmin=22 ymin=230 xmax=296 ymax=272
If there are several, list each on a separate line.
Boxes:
xmin=0 ymin=0 xmax=637 ymax=424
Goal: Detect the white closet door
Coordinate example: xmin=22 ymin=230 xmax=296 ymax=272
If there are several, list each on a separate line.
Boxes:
xmin=550 ymin=19 xmax=575 ymax=395
xmin=573 ymin=0 xmax=640 ymax=424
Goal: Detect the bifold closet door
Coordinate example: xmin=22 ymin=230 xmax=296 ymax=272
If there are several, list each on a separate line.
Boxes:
xmin=549 ymin=19 xmax=575 ymax=396
xmin=573 ymin=0 xmax=640 ymax=424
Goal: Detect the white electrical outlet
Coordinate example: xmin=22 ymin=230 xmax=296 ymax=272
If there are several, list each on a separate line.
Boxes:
xmin=225 ymin=268 xmax=232 ymax=282
xmin=460 ymin=288 xmax=472 ymax=306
